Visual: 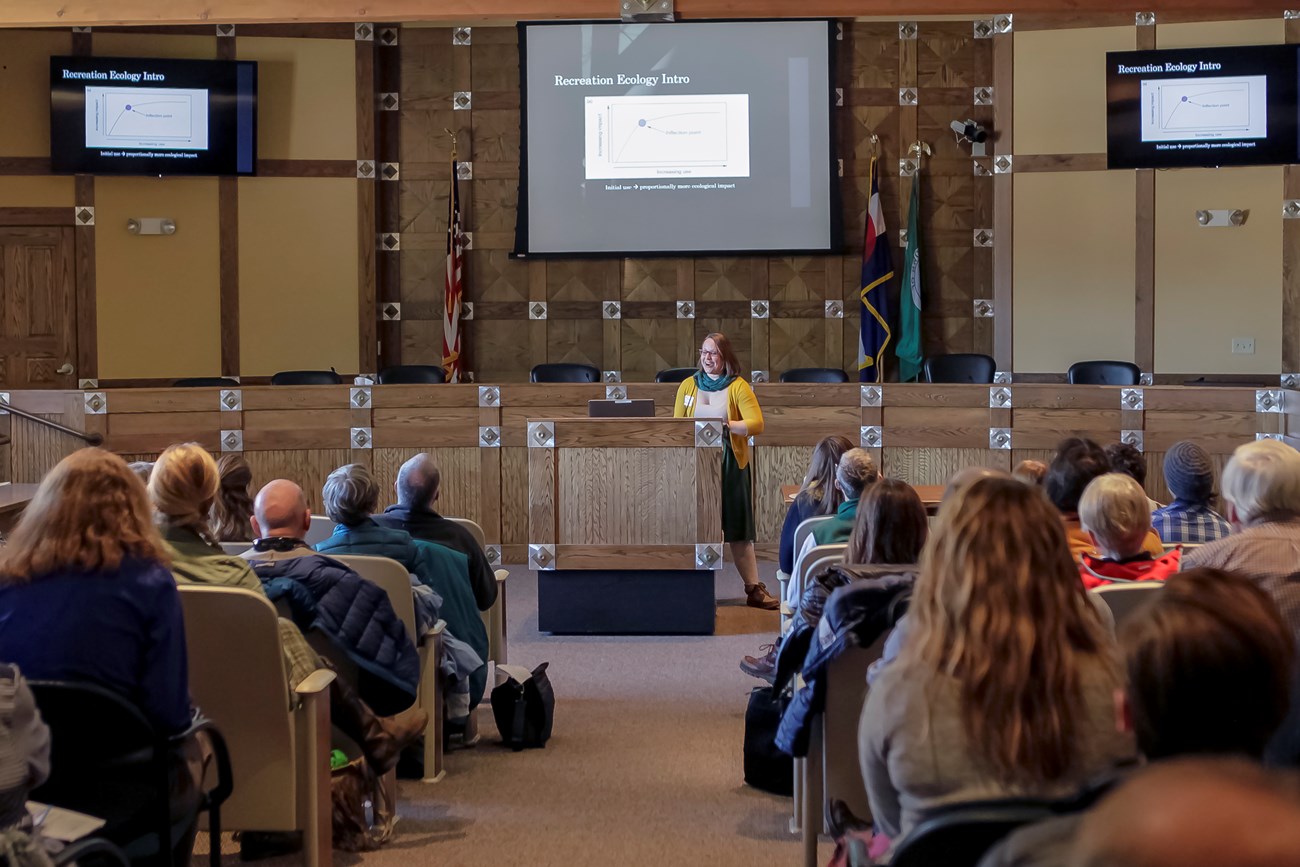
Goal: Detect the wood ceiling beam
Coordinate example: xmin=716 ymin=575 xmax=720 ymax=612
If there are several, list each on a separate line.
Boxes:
xmin=0 ymin=0 xmax=1281 ymax=28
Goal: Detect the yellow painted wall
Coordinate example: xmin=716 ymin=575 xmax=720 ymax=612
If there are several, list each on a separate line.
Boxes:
xmin=1154 ymin=167 xmax=1282 ymax=374
xmin=238 ymin=177 xmax=360 ymax=376
xmin=89 ymin=33 xmax=215 ymax=60
xmin=1013 ymin=171 xmax=1137 ymax=372
xmin=0 ymin=30 xmax=72 ymax=158
xmin=237 ymin=37 xmax=357 ymax=161
xmin=95 ymin=177 xmax=221 ymax=379
xmin=1156 ymin=18 xmax=1283 ymax=49
xmin=0 ymin=177 xmax=74 ymax=208
xmin=1014 ymin=26 xmax=1134 ymax=155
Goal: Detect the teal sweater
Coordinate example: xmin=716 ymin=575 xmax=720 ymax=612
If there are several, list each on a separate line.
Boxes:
xmin=811 ymin=498 xmax=860 ymax=546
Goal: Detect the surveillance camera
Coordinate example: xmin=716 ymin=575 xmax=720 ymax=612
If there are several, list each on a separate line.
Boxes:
xmin=950 ymin=119 xmax=988 ymax=144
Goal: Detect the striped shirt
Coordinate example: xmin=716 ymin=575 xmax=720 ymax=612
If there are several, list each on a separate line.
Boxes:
xmin=1150 ymin=501 xmax=1231 ymax=545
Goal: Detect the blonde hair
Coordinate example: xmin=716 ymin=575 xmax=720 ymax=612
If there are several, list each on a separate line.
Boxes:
xmin=150 ymin=442 xmax=220 ymax=543
xmin=211 ymin=453 xmax=255 ymax=542
xmin=1222 ymin=440 xmax=1300 ymax=524
xmin=901 ymin=476 xmax=1116 ymax=788
xmin=1013 ymin=459 xmax=1047 ymax=487
xmin=0 ymin=448 xmax=168 ymax=582
xmin=1079 ymin=472 xmax=1152 ymax=556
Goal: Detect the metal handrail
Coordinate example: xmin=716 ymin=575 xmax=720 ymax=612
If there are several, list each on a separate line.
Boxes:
xmin=4 ymin=402 xmax=102 ymax=445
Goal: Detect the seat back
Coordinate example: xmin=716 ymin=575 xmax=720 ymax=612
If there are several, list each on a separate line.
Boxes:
xmin=792 ymin=543 xmax=848 ymax=605
xmin=270 ymin=370 xmax=342 ymax=386
xmin=1067 ymin=360 xmax=1140 ymax=386
xmin=218 ymin=541 xmax=252 ymax=556
xmin=889 ymin=800 xmax=1056 ymax=867
xmin=1091 ymin=582 xmax=1164 ymax=626
xmin=174 ymin=376 xmax=240 ymax=388
xmin=448 ymin=516 xmax=487 ymax=549
xmin=329 ymin=554 xmax=419 ymax=639
xmin=655 ymin=367 xmax=696 ymax=383
xmin=304 ymin=515 xmax=336 ymax=547
xmin=530 ymin=363 xmax=600 ymax=383
xmin=792 ymin=515 xmax=836 ymax=563
xmin=923 ymin=353 xmax=996 ymax=384
xmin=29 ymin=681 xmax=166 ymax=846
xmin=378 ymin=365 xmax=446 ymax=384
xmin=822 ymin=633 xmax=888 ymax=829
xmin=779 ymin=367 xmax=850 ymax=384
xmin=177 ymin=586 xmax=299 ymax=830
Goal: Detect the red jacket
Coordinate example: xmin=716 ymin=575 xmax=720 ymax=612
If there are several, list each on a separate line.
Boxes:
xmin=1080 ymin=548 xmax=1181 ymax=590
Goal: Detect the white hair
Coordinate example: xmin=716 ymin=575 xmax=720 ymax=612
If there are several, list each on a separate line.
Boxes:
xmin=835 ymin=448 xmax=879 ymax=499
xmin=1221 ymin=440 xmax=1300 ymax=524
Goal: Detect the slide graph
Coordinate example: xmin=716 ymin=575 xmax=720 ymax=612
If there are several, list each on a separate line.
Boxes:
xmin=584 ymin=94 xmax=750 ymax=180
xmin=84 ymin=86 xmax=210 ymax=150
xmin=1140 ymin=75 xmax=1267 ymax=142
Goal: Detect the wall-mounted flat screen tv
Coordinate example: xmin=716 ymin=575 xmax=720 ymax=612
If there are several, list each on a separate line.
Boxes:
xmin=50 ymin=56 xmax=257 ymax=176
xmin=514 ymin=19 xmax=839 ymax=257
xmin=1107 ymin=44 xmax=1298 ymax=169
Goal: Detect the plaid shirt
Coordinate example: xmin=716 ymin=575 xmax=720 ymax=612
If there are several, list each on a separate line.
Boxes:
xmin=1150 ymin=500 xmax=1231 ymax=544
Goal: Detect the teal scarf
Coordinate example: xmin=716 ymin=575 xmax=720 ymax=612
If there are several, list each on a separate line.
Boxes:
xmin=693 ymin=370 xmax=736 ymax=393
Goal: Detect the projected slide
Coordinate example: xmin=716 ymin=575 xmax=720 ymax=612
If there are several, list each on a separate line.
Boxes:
xmin=584 ymin=94 xmax=750 ymax=179
xmin=1140 ymin=75 xmax=1267 ymax=142
xmin=84 ymin=86 xmax=210 ymax=150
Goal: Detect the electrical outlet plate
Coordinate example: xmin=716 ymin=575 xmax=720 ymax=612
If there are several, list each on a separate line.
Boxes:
xmin=1232 ymin=337 xmax=1256 ymax=355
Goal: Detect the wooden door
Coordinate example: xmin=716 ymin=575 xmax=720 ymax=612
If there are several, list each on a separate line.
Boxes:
xmin=0 ymin=227 xmax=76 ymax=388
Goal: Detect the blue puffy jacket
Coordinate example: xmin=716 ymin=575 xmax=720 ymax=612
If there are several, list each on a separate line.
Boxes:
xmin=316 ymin=519 xmax=488 ymax=706
xmin=250 ymin=552 xmax=420 ymax=706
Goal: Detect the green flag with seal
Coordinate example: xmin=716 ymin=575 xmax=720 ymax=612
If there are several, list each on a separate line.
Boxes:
xmin=895 ymin=170 xmax=923 ymax=383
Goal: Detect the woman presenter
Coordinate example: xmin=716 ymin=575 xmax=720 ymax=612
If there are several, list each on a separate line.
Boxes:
xmin=674 ymin=332 xmax=778 ymax=610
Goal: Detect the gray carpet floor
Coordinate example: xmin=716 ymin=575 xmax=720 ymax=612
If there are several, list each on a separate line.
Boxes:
xmin=199 ymin=564 xmax=831 ymax=866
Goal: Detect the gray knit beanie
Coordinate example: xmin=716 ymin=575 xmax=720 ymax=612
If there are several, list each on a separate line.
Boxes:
xmin=1163 ymin=441 xmax=1214 ymax=503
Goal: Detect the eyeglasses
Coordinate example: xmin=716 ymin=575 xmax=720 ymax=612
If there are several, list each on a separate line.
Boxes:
xmin=699 ymin=350 xmax=721 ymax=359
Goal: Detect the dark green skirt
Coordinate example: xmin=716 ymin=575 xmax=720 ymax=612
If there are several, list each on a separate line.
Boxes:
xmin=721 ymin=438 xmax=756 ymax=543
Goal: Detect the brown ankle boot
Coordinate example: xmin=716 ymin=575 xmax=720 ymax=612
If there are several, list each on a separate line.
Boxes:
xmin=745 ymin=581 xmax=780 ymax=611
xmin=328 ymin=673 xmax=429 ymax=774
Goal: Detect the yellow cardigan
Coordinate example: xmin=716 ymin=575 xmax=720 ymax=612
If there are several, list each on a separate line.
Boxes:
xmin=673 ymin=376 xmax=764 ymax=469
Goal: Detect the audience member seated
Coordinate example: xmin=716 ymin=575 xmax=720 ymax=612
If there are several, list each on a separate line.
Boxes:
xmin=211 ymin=453 xmax=255 ymax=543
xmin=316 ymin=464 xmax=488 ymax=710
xmin=243 ymin=479 xmax=421 ymax=713
xmin=0 ymin=449 xmax=203 ymax=853
xmin=373 ymin=454 xmax=498 ymax=611
xmin=1186 ymin=439 xmax=1300 ymax=765
xmin=1150 ymin=440 xmax=1230 ymax=544
xmin=796 ymin=447 xmax=880 ymax=564
xmin=151 ymin=443 xmax=263 ymax=592
xmin=127 ymin=460 xmax=153 ymax=485
xmin=777 ymin=434 xmax=855 ymax=578
xmin=1067 ymin=758 xmax=1300 ymax=867
xmin=0 ymin=664 xmax=49 ymax=830
xmin=150 ymin=446 xmax=425 ymax=778
xmin=1104 ymin=442 xmax=1160 ymax=510
xmin=1012 ymin=459 xmax=1047 ymax=487
xmin=981 ymin=568 xmax=1294 ymax=867
xmin=743 ymin=478 xmax=925 ymax=682
xmin=858 ymin=476 xmax=1133 ymax=860
xmin=1045 ymin=437 xmax=1162 ymax=562
xmin=1077 ymin=474 xmax=1180 ymax=589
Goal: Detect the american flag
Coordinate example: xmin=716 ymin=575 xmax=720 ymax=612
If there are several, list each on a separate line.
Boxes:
xmin=442 ymin=160 xmax=466 ymax=383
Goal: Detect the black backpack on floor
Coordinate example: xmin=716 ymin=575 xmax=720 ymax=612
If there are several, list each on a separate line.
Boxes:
xmin=743 ymin=686 xmax=793 ymax=796
xmin=491 ymin=663 xmax=555 ymax=751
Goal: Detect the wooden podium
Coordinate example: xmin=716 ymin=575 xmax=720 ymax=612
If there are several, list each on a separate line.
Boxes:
xmin=527 ymin=417 xmax=726 ymax=634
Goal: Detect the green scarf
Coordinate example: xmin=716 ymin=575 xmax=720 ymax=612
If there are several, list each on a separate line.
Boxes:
xmin=693 ymin=370 xmax=736 ymax=393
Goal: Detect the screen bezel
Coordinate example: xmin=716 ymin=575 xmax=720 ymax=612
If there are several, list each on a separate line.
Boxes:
xmin=512 ymin=18 xmax=843 ymax=260
xmin=49 ymin=55 xmax=259 ymax=177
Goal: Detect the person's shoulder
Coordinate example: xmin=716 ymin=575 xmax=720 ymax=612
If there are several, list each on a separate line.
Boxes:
xmin=122 ymin=557 xmax=179 ymax=589
xmin=414 ymin=537 xmax=468 ymax=565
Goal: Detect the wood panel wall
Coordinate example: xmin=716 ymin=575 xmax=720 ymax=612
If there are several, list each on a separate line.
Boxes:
xmin=397 ymin=23 xmax=994 ymax=382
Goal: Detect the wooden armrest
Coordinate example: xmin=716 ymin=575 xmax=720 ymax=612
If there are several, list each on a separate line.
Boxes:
xmin=494 ymin=569 xmax=509 ymax=584
xmin=294 ymin=669 xmax=336 ymax=696
xmin=418 ymin=619 xmax=447 ymax=646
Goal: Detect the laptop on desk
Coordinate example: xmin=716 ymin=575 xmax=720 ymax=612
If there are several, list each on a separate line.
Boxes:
xmin=588 ymin=399 xmax=655 ymax=418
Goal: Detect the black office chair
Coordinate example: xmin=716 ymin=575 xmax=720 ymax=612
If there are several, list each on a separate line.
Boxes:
xmin=173 ymin=377 xmax=241 ymax=388
xmin=270 ymin=369 xmax=343 ymax=386
xmin=1067 ymin=360 xmax=1141 ymax=386
xmin=530 ymin=363 xmax=600 ymax=384
xmin=923 ymin=353 xmax=997 ymax=384
xmin=779 ymin=367 xmax=850 ymax=384
xmin=655 ymin=367 xmax=697 ymax=384
xmin=30 ymin=680 xmax=232 ymax=867
xmin=378 ymin=365 xmax=447 ymax=384
xmin=888 ymin=799 xmax=1056 ymax=867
